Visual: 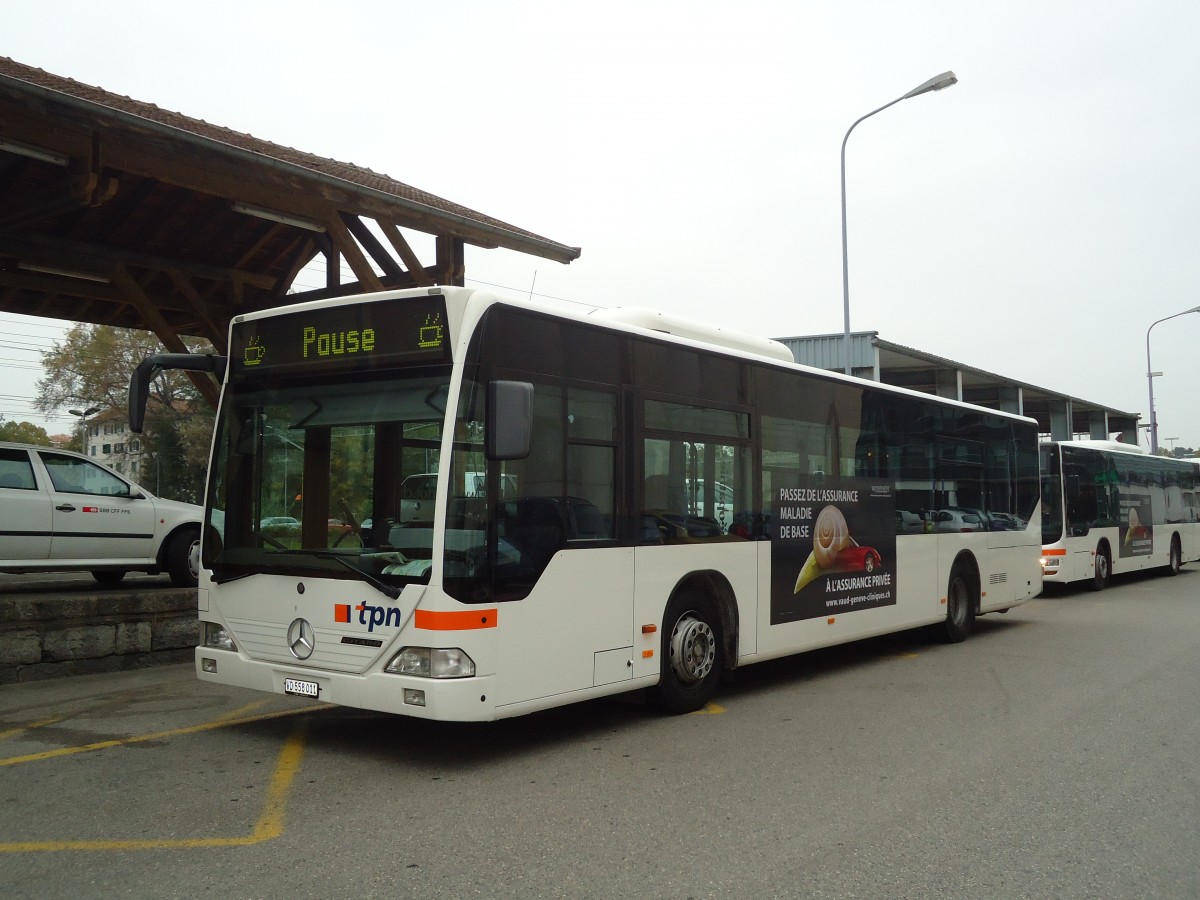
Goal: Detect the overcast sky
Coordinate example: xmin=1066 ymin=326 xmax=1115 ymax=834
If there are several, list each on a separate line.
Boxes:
xmin=5 ymin=1 xmax=1200 ymax=450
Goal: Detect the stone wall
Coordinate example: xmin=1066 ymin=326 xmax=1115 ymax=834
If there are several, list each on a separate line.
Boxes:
xmin=0 ymin=589 xmax=198 ymax=683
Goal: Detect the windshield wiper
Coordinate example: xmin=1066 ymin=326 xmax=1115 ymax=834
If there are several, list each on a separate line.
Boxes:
xmin=216 ymin=548 xmax=405 ymax=600
xmin=307 ymin=551 xmax=403 ymax=600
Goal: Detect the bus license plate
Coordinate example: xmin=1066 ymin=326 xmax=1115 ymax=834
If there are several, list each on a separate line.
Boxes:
xmin=284 ymin=677 xmax=319 ymax=698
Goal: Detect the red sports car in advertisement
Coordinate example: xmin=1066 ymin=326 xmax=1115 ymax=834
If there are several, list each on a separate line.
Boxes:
xmin=834 ymin=544 xmax=882 ymax=574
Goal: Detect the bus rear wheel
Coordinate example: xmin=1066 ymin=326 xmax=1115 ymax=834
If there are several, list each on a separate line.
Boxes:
xmin=1088 ymin=545 xmax=1111 ymax=592
xmin=651 ymin=590 xmax=724 ymax=714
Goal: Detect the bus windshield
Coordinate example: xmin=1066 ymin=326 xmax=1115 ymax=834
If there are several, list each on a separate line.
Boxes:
xmin=1039 ymin=443 xmax=1063 ymax=544
xmin=204 ymin=368 xmax=451 ymax=589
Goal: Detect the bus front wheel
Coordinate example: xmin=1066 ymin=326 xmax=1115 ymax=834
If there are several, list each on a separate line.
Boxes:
xmin=937 ymin=564 xmax=976 ymax=643
xmin=1167 ymin=536 xmax=1182 ymax=576
xmin=1088 ymin=544 xmax=1111 ymax=592
xmin=651 ymin=590 xmax=725 ymax=714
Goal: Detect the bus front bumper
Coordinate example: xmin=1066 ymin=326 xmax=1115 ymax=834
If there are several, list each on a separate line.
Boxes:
xmin=195 ymin=648 xmax=498 ymax=721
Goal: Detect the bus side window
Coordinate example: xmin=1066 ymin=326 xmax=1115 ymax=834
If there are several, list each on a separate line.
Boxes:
xmin=500 ymin=498 xmax=566 ymax=582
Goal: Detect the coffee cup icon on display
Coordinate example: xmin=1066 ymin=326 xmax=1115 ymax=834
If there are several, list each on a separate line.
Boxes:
xmin=244 ymin=337 xmax=265 ymax=366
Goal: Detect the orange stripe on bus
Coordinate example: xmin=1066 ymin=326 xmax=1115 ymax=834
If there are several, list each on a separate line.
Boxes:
xmin=1042 ymin=548 xmax=1067 ymax=556
xmin=414 ymin=609 xmax=498 ymax=630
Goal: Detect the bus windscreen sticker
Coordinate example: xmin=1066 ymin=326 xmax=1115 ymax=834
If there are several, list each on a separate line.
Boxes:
xmin=770 ymin=479 xmax=897 ymax=624
xmin=1118 ymin=493 xmax=1153 ymax=558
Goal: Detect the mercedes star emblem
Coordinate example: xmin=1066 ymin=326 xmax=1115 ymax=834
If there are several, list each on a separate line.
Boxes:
xmin=287 ymin=617 xmax=315 ymax=660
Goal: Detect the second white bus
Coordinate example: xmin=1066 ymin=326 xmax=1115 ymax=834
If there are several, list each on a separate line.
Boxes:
xmin=1040 ymin=440 xmax=1200 ymax=589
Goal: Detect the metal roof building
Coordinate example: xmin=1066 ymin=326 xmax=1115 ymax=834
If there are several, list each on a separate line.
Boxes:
xmin=778 ymin=331 xmax=1140 ymax=444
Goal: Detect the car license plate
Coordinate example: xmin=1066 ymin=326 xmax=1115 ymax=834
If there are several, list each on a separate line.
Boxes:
xmin=284 ymin=677 xmax=319 ymax=698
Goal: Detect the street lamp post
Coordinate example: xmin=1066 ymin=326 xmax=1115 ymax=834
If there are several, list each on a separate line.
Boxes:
xmin=1146 ymin=305 xmax=1200 ymax=454
xmin=68 ymin=405 xmax=101 ymax=454
xmin=840 ymin=70 xmax=958 ymax=375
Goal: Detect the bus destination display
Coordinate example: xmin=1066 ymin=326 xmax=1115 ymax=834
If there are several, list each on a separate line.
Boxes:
xmin=231 ymin=295 xmax=449 ymax=378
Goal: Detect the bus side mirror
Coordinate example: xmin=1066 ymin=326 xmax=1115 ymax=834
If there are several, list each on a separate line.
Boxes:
xmin=486 ymin=380 xmax=532 ymax=460
xmin=129 ymin=353 xmax=227 ymax=433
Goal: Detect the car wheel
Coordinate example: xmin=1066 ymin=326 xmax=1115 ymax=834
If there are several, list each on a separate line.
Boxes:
xmin=91 ymin=570 xmax=126 ymax=586
xmin=167 ymin=528 xmax=201 ymax=587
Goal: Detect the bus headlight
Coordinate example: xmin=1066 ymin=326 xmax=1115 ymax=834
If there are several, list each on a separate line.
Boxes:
xmin=202 ymin=621 xmax=237 ymax=651
xmin=386 ymin=647 xmax=476 ymax=678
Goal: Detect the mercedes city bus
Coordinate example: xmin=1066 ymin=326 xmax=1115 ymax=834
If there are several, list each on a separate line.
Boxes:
xmin=130 ymin=286 xmax=1042 ymax=721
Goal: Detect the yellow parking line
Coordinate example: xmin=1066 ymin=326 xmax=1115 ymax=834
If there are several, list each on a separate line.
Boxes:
xmin=214 ymin=698 xmax=274 ymax=722
xmin=0 ymin=716 xmax=66 ymax=741
xmin=0 ymin=703 xmax=329 ymax=768
xmin=0 ymin=721 xmax=309 ymax=852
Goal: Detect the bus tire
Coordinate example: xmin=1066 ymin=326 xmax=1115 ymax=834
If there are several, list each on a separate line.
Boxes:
xmin=1088 ymin=543 xmax=1111 ymax=592
xmin=937 ymin=562 xmax=976 ymax=644
xmin=1167 ymin=535 xmax=1182 ymax=576
xmin=651 ymin=590 xmax=725 ymax=714
xmin=167 ymin=528 xmax=201 ymax=587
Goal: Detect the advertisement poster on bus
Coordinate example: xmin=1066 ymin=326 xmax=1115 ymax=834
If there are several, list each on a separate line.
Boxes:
xmin=770 ymin=478 xmax=897 ymax=625
xmin=1118 ymin=492 xmax=1153 ymax=558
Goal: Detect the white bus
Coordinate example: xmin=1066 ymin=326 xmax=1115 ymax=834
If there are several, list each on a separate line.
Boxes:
xmin=130 ymin=286 xmax=1042 ymax=721
xmin=1039 ymin=440 xmax=1200 ymax=589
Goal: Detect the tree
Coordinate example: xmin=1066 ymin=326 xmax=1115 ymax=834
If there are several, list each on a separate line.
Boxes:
xmin=0 ymin=420 xmax=52 ymax=445
xmin=36 ymin=324 xmax=217 ymax=501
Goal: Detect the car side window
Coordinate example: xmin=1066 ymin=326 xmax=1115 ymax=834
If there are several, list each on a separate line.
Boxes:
xmin=40 ymin=452 xmax=130 ymax=496
xmin=0 ymin=448 xmax=37 ymax=490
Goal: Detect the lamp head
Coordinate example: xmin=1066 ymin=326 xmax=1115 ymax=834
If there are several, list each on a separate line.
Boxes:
xmin=903 ymin=71 xmax=958 ymax=99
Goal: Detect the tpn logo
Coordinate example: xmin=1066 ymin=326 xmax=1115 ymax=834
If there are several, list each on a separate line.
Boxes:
xmin=333 ymin=602 xmax=403 ymax=632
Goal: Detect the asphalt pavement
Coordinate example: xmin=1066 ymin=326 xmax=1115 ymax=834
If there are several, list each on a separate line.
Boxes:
xmin=2 ymin=569 xmax=1199 ymax=898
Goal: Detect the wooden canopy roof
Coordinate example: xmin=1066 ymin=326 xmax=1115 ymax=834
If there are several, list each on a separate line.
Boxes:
xmin=0 ymin=57 xmax=580 ymax=404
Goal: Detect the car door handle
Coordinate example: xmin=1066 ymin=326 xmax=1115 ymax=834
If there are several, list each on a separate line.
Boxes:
xmin=55 ymin=504 xmax=77 ymax=512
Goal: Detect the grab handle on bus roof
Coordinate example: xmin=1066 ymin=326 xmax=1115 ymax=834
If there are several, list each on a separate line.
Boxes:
xmin=129 ymin=352 xmax=227 ymax=433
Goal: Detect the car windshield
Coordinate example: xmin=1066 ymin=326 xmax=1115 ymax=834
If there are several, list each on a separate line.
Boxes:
xmin=204 ymin=368 xmax=451 ymax=588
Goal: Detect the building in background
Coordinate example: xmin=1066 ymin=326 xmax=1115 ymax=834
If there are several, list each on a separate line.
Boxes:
xmin=79 ymin=409 xmax=145 ymax=481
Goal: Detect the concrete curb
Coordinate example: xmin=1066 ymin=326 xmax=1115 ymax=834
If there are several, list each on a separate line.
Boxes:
xmin=0 ymin=588 xmax=198 ymax=684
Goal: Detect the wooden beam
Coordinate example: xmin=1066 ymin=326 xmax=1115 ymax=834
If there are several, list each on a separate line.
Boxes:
xmin=323 ymin=214 xmax=383 ymax=292
xmin=436 ymin=235 xmax=465 ymax=286
xmin=0 ymin=232 xmax=277 ymax=292
xmin=326 ymin=245 xmax=340 ymax=290
xmin=110 ymin=265 xmax=220 ymax=409
xmin=166 ymin=271 xmax=229 ymax=351
xmin=267 ymin=234 xmax=321 ymax=302
xmin=377 ymin=220 xmax=433 ymax=286
xmin=0 ymin=169 xmax=117 ymax=230
xmin=341 ymin=213 xmax=405 ymax=280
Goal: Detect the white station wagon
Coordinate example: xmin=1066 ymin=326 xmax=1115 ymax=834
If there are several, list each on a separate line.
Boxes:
xmin=0 ymin=441 xmax=203 ymax=586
